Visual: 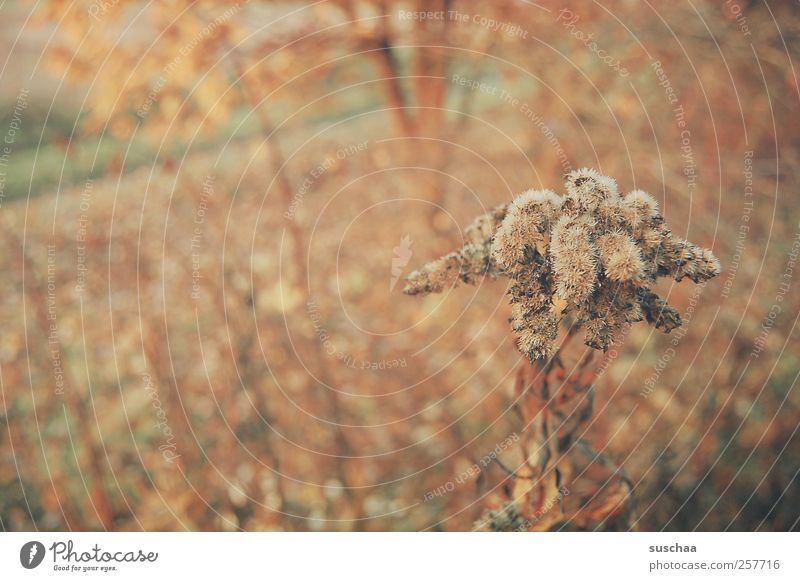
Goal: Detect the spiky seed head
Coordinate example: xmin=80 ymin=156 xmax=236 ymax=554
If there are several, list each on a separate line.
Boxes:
xmin=464 ymin=203 xmax=508 ymax=245
xmin=405 ymin=170 xmax=721 ymax=360
xmin=698 ymin=247 xmax=722 ymax=278
xmin=492 ymin=189 xmax=560 ymax=271
xmin=584 ymin=318 xmax=612 ymax=351
xmin=625 ymin=299 xmax=644 ymax=323
xmin=550 ymin=216 xmax=598 ymax=303
xmin=464 ymin=214 xmax=493 ymax=246
xmin=636 ymin=226 xmax=664 ymax=257
xmin=622 ymin=190 xmax=660 ymax=228
xmin=491 ymin=217 xmax=529 ymax=272
xmin=595 ymin=199 xmax=626 ymax=227
xmin=404 ymin=243 xmax=493 ymax=295
xmin=403 ymin=252 xmax=461 ymax=295
xmin=565 ymin=168 xmax=619 ymax=211
xmin=596 ymin=232 xmax=646 ymax=282
xmin=512 ymin=305 xmax=557 ymax=361
xmin=664 ymin=238 xmax=697 ymax=281
xmin=516 ymin=188 xmax=563 ymax=216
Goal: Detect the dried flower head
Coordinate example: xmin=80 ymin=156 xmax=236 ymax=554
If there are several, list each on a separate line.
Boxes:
xmin=405 ymin=169 xmax=721 ymax=361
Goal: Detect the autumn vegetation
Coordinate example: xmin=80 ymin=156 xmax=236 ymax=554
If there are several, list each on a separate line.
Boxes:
xmin=0 ymin=1 xmax=798 ymax=531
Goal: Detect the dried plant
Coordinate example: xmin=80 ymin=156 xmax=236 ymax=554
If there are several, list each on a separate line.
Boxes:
xmin=5 ymin=0 xmax=797 ymax=535
xmin=405 ymin=168 xmax=721 ymax=361
xmin=406 ymin=170 xmax=720 ymax=531
xmin=473 ymin=344 xmax=638 ymax=531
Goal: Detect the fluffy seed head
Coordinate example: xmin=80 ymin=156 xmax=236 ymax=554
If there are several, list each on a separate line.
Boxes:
xmin=517 ymin=188 xmax=563 ymax=214
xmin=595 ymin=199 xmax=626 ymax=228
xmin=698 ymin=247 xmax=722 ymax=278
xmin=565 ymin=168 xmax=619 ymax=211
xmin=512 ymin=304 xmax=558 ymax=361
xmin=491 ymin=189 xmax=560 ymax=271
xmin=405 ymin=170 xmax=721 ymax=360
xmin=550 ymin=215 xmax=598 ymax=303
xmin=637 ymin=226 xmax=664 ymax=255
xmin=622 ymin=190 xmax=660 ymax=228
xmin=596 ymin=232 xmax=646 ymax=282
xmin=464 ymin=204 xmax=508 ymax=246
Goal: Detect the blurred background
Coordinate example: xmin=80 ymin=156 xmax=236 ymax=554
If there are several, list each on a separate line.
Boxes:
xmin=1 ymin=0 xmax=798 ymax=531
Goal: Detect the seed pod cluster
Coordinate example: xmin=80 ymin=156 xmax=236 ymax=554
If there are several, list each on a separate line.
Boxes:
xmin=405 ymin=169 xmax=721 ymax=361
